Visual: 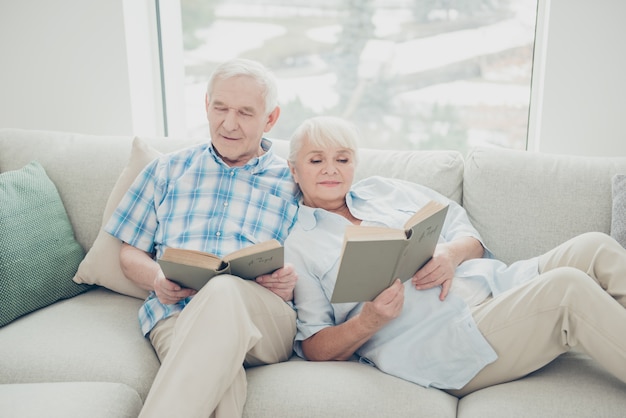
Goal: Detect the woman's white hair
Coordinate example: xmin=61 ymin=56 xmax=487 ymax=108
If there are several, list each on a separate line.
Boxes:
xmin=288 ymin=116 xmax=360 ymax=165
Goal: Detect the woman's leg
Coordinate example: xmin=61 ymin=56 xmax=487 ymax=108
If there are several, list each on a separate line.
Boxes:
xmin=539 ymin=231 xmax=626 ymax=307
xmin=448 ymin=267 xmax=626 ymax=397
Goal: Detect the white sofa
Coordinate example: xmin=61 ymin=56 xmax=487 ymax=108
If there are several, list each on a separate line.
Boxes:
xmin=1 ymin=128 xmax=625 ymax=418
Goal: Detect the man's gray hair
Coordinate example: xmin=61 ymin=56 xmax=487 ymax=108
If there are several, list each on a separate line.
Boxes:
xmin=206 ymin=58 xmax=279 ymax=116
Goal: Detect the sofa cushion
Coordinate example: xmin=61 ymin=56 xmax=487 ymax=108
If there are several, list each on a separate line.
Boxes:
xmin=73 ymin=137 xmax=158 ymax=299
xmin=0 ymin=161 xmax=91 ymax=327
xmin=457 ymin=351 xmax=626 ymax=418
xmin=244 ymin=358 xmax=458 ymax=418
xmin=0 ymin=288 xmax=160 ymax=401
xmin=463 ymin=147 xmax=626 ymax=264
xmin=611 ymin=174 xmax=626 ymax=248
xmin=0 ymin=382 xmax=143 ymax=418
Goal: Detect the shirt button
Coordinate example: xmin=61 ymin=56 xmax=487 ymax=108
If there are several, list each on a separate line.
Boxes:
xmin=224 ymin=202 xmax=229 ymax=207
xmin=216 ymin=231 xmax=221 ymax=237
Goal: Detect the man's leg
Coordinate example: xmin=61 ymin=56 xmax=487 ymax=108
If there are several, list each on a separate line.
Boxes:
xmin=140 ymin=275 xmax=296 ymax=418
xmin=538 ymin=231 xmax=626 ymax=307
xmin=448 ymin=267 xmax=626 ymax=397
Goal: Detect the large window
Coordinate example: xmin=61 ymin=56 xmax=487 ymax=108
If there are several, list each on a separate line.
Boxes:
xmin=166 ymin=0 xmax=538 ymax=152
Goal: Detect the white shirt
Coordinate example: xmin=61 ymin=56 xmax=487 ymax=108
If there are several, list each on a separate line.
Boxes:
xmin=285 ymin=176 xmax=539 ymax=389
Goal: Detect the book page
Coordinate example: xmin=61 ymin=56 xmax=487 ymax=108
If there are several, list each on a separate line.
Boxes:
xmin=223 ymin=239 xmax=282 ymax=261
xmin=344 ymin=225 xmax=406 ymax=242
xmin=403 ymin=200 xmax=448 ymax=230
xmin=160 ymin=247 xmax=222 ymax=270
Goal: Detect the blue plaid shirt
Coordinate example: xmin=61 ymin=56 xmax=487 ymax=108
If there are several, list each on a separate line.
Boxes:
xmin=105 ymin=139 xmax=299 ymax=335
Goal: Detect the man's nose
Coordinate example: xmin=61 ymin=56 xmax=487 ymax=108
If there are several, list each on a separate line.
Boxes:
xmin=223 ymin=109 xmax=239 ymax=130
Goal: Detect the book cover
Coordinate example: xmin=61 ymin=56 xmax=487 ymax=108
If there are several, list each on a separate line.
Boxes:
xmin=157 ymin=240 xmax=284 ymax=291
xmin=330 ymin=201 xmax=449 ymax=303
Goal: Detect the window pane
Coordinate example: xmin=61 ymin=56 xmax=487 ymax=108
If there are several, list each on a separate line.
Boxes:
xmin=178 ymin=0 xmax=538 ymax=152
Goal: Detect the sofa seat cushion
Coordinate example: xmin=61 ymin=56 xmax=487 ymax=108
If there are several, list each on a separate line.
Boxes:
xmin=0 ymin=382 xmax=142 ymax=418
xmin=457 ymin=351 xmax=626 ymax=418
xmin=244 ymin=357 xmax=458 ymax=418
xmin=0 ymin=288 xmax=159 ymax=401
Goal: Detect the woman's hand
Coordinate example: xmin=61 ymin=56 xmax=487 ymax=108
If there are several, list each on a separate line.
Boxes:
xmin=411 ymin=244 xmax=456 ymax=300
xmin=359 ymin=279 xmax=405 ymax=331
xmin=301 ymin=279 xmax=404 ymax=362
xmin=411 ymin=237 xmax=484 ymax=301
xmin=256 ymin=263 xmax=298 ymax=302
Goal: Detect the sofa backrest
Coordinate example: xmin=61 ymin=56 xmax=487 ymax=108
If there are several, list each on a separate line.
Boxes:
xmin=0 ymin=129 xmax=202 ymax=251
xmin=4 ymin=128 xmax=623 ymax=267
xmin=464 ymin=147 xmax=626 ymax=264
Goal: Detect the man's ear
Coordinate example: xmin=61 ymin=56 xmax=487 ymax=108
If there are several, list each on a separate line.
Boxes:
xmin=263 ymin=106 xmax=281 ymax=132
xmin=205 ymin=93 xmax=210 ymax=116
xmin=288 ymin=161 xmax=298 ymax=183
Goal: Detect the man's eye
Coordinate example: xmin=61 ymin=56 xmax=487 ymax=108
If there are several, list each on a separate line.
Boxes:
xmin=239 ymin=110 xmax=253 ymax=117
xmin=214 ymin=107 xmax=227 ymax=112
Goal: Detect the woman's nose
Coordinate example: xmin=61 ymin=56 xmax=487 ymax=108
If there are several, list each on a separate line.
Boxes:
xmin=322 ymin=162 xmax=337 ymax=174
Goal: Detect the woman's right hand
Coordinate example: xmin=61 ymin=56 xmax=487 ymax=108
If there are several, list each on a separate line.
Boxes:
xmin=359 ymin=279 xmax=404 ymax=331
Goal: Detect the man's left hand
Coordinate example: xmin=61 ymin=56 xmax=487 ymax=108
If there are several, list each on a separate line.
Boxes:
xmin=256 ymin=263 xmax=297 ymax=302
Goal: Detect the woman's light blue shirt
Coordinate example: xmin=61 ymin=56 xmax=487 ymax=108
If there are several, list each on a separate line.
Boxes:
xmin=285 ymin=176 xmax=539 ymax=390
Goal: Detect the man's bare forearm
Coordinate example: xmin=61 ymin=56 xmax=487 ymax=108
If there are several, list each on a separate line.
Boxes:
xmin=119 ymin=242 xmax=160 ymax=291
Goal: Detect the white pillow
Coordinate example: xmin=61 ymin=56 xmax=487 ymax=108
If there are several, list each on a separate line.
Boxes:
xmin=73 ymin=137 xmax=160 ymax=299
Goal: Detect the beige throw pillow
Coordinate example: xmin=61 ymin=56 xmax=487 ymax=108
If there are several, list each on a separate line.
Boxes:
xmin=73 ymin=137 xmax=161 ymax=299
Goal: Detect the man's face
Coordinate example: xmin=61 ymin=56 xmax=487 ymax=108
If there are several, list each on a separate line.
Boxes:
xmin=205 ymin=75 xmax=279 ymax=167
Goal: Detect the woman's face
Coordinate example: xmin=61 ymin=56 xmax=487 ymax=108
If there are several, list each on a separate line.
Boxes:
xmin=290 ymin=137 xmax=356 ymax=210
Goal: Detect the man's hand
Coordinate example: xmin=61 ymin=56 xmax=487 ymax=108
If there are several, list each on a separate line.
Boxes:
xmin=154 ymin=270 xmax=196 ymax=305
xmin=256 ymin=263 xmax=297 ymax=302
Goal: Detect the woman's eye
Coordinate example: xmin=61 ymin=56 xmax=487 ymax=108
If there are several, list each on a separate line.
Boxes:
xmin=337 ymin=158 xmax=349 ymax=164
xmin=310 ymin=159 xmax=322 ymax=164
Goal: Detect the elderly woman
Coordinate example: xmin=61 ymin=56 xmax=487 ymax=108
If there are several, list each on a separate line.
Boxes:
xmin=284 ymin=116 xmax=626 ymax=396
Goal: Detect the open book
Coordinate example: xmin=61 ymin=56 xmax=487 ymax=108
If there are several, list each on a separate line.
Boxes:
xmin=331 ymin=200 xmax=449 ymax=303
xmin=157 ymin=239 xmax=284 ymax=291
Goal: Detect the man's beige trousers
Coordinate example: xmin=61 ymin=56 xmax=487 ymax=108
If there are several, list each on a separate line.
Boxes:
xmin=139 ymin=275 xmax=296 ymax=418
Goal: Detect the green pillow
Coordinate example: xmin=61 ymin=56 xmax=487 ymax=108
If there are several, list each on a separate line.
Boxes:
xmin=0 ymin=161 xmax=91 ymax=327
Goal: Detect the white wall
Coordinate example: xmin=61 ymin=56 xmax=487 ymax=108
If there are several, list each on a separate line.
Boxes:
xmin=530 ymin=0 xmax=626 ymax=156
xmin=0 ymin=0 xmax=624 ymax=155
xmin=0 ymin=0 xmax=162 ymax=136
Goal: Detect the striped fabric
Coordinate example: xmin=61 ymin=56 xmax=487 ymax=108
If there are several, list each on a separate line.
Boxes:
xmin=105 ymin=140 xmax=299 ymax=334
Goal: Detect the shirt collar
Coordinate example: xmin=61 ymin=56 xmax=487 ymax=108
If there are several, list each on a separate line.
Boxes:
xmin=297 ymin=204 xmax=331 ymax=231
xmin=208 ymin=137 xmax=275 ymax=173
